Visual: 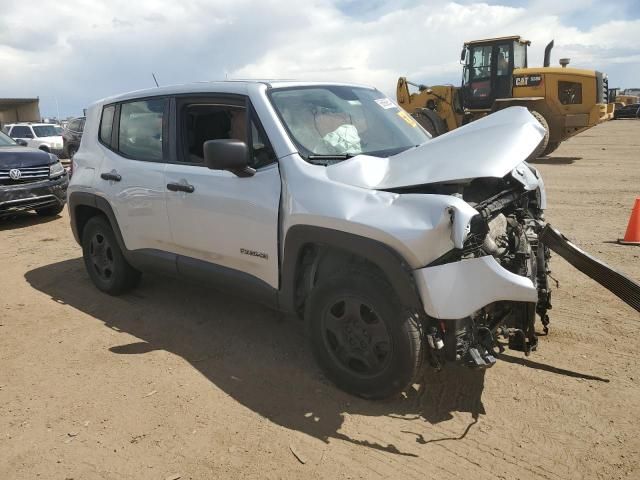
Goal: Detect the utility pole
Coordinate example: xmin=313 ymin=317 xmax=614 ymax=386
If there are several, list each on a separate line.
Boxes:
xmin=54 ymin=96 xmax=60 ymax=123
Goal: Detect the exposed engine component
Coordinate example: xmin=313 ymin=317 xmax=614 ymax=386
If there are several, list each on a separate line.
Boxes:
xmin=425 ymin=173 xmax=553 ymax=370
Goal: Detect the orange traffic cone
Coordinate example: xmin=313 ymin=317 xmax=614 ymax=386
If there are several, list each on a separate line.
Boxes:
xmin=619 ymin=198 xmax=640 ymax=245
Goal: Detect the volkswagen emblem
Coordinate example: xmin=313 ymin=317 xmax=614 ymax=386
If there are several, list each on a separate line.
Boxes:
xmin=9 ymin=169 xmax=22 ymax=180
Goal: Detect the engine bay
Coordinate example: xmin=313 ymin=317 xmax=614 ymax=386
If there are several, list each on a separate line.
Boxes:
xmin=418 ymin=174 xmax=554 ymax=369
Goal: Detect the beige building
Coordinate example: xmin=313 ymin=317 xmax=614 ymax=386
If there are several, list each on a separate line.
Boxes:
xmin=0 ymin=98 xmax=41 ymax=129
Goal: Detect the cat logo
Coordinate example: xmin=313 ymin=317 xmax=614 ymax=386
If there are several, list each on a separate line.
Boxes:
xmin=514 ymin=75 xmax=543 ymax=88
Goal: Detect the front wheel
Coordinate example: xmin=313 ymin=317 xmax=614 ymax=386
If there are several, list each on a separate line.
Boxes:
xmin=305 ymin=272 xmax=423 ymax=399
xmin=81 ymin=216 xmax=141 ymax=295
xmin=412 ymin=111 xmax=438 ymax=137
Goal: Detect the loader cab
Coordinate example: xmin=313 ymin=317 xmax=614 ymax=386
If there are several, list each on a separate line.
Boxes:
xmin=461 ymin=36 xmax=530 ymax=110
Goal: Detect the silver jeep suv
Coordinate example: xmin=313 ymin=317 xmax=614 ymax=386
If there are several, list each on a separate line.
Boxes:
xmin=68 ymin=81 xmax=551 ymax=399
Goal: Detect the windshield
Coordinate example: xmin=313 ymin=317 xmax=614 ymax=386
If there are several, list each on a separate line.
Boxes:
xmin=54 ymin=126 xmax=63 ymax=135
xmin=269 ymin=86 xmax=430 ymax=159
xmin=33 ymin=125 xmax=59 ymax=137
xmin=0 ymin=130 xmax=17 ymax=147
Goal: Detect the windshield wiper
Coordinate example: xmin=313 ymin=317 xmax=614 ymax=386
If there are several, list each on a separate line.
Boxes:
xmin=307 ymin=153 xmax=356 ymax=160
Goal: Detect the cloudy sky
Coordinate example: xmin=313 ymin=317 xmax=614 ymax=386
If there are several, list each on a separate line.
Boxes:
xmin=1 ymin=0 xmax=638 ymax=118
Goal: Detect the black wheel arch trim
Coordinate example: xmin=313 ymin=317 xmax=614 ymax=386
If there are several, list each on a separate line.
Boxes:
xmin=68 ymin=191 xmax=128 ymax=254
xmin=279 ymin=225 xmax=423 ymax=314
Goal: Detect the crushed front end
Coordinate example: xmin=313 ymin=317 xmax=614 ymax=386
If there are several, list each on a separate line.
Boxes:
xmin=412 ymin=163 xmax=553 ymax=369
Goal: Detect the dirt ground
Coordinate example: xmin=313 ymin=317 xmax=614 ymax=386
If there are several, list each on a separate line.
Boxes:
xmin=1 ymin=120 xmax=639 ymax=480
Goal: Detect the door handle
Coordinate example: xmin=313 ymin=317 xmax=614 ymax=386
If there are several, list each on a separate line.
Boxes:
xmin=167 ymin=182 xmax=195 ymax=193
xmin=100 ymin=172 xmax=121 ymax=182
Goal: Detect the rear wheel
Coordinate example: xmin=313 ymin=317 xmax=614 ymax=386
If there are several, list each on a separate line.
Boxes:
xmin=306 ymin=271 xmax=423 ymax=399
xmin=528 ymin=110 xmax=550 ymax=159
xmin=81 ymin=216 xmax=141 ymax=295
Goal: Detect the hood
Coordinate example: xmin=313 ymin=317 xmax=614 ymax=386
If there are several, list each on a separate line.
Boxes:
xmin=325 ymin=107 xmax=546 ymax=190
xmin=0 ymin=146 xmax=56 ymax=168
xmin=38 ymin=136 xmax=63 ymax=142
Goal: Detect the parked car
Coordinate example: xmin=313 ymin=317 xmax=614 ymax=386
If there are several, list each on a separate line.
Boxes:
xmin=0 ymin=129 xmax=68 ymax=218
xmin=62 ymin=116 xmax=85 ymax=159
xmin=5 ymin=123 xmax=64 ymax=156
xmin=614 ymin=103 xmax=640 ymax=119
xmin=68 ymin=81 xmax=551 ymax=399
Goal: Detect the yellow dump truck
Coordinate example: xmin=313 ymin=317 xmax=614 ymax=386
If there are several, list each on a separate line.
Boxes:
xmin=397 ymin=36 xmax=613 ymax=157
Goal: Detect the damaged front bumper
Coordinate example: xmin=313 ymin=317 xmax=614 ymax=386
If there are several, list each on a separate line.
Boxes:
xmin=415 ymin=222 xmax=640 ymax=371
xmin=414 ymin=255 xmax=538 ymax=320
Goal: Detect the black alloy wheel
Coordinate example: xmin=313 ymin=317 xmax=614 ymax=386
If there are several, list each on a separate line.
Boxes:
xmin=81 ymin=216 xmax=140 ymax=295
xmin=306 ymin=272 xmax=423 ymax=399
xmin=89 ymin=231 xmax=115 ymax=283
xmin=320 ymin=295 xmax=392 ymax=378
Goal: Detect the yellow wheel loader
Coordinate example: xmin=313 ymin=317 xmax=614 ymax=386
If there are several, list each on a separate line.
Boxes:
xmin=397 ymin=36 xmax=613 ymax=157
xmin=610 ymin=88 xmax=640 ymax=106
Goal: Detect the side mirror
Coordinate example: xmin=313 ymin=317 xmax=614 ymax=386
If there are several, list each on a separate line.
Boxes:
xmin=15 ymin=139 xmax=28 ymax=146
xmin=203 ymin=139 xmax=255 ymax=177
xmin=460 ymin=47 xmax=466 ymax=63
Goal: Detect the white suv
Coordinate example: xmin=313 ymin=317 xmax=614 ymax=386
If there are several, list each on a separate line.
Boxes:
xmin=6 ymin=123 xmax=64 ymax=156
xmin=68 ymin=81 xmax=551 ymax=399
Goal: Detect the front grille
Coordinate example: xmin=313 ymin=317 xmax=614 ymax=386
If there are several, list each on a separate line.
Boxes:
xmin=0 ymin=165 xmax=50 ymax=185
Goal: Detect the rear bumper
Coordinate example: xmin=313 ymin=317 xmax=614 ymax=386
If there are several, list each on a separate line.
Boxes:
xmin=0 ymin=175 xmax=68 ymax=217
xmin=413 ymin=255 xmax=538 ymax=320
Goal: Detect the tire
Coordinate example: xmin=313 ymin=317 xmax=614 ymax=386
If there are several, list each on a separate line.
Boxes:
xmin=305 ymin=271 xmax=423 ymax=399
xmin=81 ymin=216 xmax=141 ymax=295
xmin=412 ymin=111 xmax=439 ymax=137
xmin=528 ymin=110 xmax=550 ymax=159
xmin=35 ymin=204 xmax=64 ymax=217
xmin=543 ymin=141 xmax=560 ymax=156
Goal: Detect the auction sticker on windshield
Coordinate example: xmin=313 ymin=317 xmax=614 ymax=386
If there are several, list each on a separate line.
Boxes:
xmin=375 ymin=98 xmax=397 ymax=109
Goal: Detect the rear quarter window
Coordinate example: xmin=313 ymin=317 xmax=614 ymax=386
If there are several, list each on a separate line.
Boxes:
xmin=10 ymin=125 xmax=33 ymax=138
xmin=99 ymin=106 xmax=115 ymax=147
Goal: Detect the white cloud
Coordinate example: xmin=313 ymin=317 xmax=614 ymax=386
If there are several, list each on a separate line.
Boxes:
xmin=0 ymin=0 xmax=638 ymax=117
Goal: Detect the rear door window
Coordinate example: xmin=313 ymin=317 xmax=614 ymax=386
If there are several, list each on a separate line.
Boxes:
xmin=118 ymin=99 xmax=166 ymax=161
xmin=32 ymin=125 xmax=58 ymax=137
